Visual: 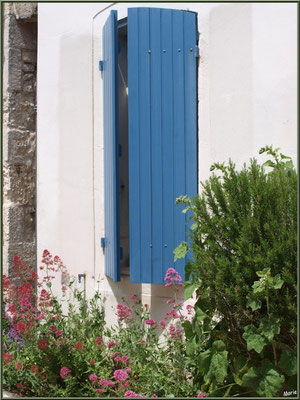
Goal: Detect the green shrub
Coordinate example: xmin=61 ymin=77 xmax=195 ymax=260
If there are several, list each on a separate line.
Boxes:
xmin=176 ymin=146 xmax=297 ymax=397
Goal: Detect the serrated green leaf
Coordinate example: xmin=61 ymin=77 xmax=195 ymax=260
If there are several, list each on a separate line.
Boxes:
xmin=242 ymin=365 xmax=284 ymax=397
xmin=197 ymin=349 xmax=211 ymax=374
xmin=184 ymin=281 xmax=197 ymax=300
xmin=185 ymin=336 xmax=196 ymax=356
xmin=182 ymin=207 xmax=189 ymax=214
xmin=246 ymin=295 xmax=262 ymax=311
xmin=280 ymin=153 xmax=292 ymax=160
xmin=243 ymin=325 xmax=269 ymax=353
xmin=284 ymin=160 xmax=294 ymax=169
xmin=212 ymin=340 xmax=226 ymax=352
xmin=263 ymin=160 xmax=276 ymax=168
xmin=259 ymin=315 xmax=280 ymax=341
xmin=273 ymin=274 xmax=284 ymax=289
xmin=256 ymin=267 xmax=270 ymax=277
xmin=279 ymin=350 xmax=297 ymax=376
xmin=173 ymin=241 xmax=188 ymax=262
xmin=205 ymin=350 xmax=228 ymax=384
xmin=195 ymin=306 xmax=207 ymax=322
xmin=182 ymin=320 xmax=194 ymax=340
xmin=252 ymin=280 xmax=265 ymax=294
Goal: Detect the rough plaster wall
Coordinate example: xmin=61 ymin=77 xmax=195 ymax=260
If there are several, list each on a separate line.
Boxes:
xmin=2 ymin=3 xmax=37 ymax=275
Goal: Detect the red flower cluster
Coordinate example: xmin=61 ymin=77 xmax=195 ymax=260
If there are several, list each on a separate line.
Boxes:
xmin=116 ymin=304 xmax=133 ymax=321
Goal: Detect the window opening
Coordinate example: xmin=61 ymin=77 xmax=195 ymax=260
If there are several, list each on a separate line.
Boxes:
xmin=117 ymin=19 xmax=129 ymax=276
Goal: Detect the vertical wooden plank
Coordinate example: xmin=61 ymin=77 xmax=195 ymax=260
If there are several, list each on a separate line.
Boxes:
xmin=184 ymin=12 xmax=198 ymax=248
xmin=128 ymin=8 xmax=141 ymax=282
xmin=172 ymin=10 xmax=186 ymax=279
xmin=150 ymin=8 xmax=163 ymax=283
xmin=128 ymin=8 xmax=152 ymax=283
xmin=102 ymin=10 xmax=120 ymax=281
xmin=161 ymin=9 xmax=175 ymax=277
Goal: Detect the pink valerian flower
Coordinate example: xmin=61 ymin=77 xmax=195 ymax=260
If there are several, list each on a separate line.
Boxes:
xmin=164 ymin=268 xmax=183 ymax=287
xmin=122 ymin=355 xmax=129 ymax=364
xmin=90 ymin=360 xmax=96 ymax=365
xmin=107 ymin=341 xmax=117 ymax=349
xmin=116 ymin=303 xmax=133 ymax=321
xmin=166 ymin=299 xmax=175 ymax=305
xmin=30 ymin=365 xmax=39 ymax=373
xmin=96 ymin=336 xmax=103 ymax=346
xmin=60 ymin=366 xmax=71 ymax=379
xmin=124 ymin=391 xmax=146 ymax=398
xmin=130 ymin=295 xmax=137 ymax=301
xmin=96 ymin=389 xmax=105 ymax=393
xmin=76 ymin=341 xmax=83 ymax=350
xmin=145 ymin=319 xmax=157 ymax=326
xmin=113 ymin=369 xmax=129 ymax=382
xmin=165 ymin=309 xmax=180 ymax=320
xmin=113 ymin=351 xmax=119 ymax=357
xmin=169 ymin=325 xmax=183 ymax=339
xmin=89 ymin=374 xmax=99 ymax=385
xmin=55 ymin=329 xmax=63 ymax=338
xmin=151 ymin=395 xmax=158 ymax=398
xmin=159 ymin=320 xmax=166 ymax=329
xmin=197 ymin=393 xmax=207 ymax=398
xmin=15 ymin=362 xmax=23 ymax=371
xmin=99 ymin=379 xmax=114 ymax=387
xmin=48 ymin=325 xmax=56 ymax=332
xmin=140 ymin=339 xmax=146 ymax=345
xmin=114 ymin=356 xmax=121 ymax=363
xmin=38 ymin=339 xmax=48 ymax=350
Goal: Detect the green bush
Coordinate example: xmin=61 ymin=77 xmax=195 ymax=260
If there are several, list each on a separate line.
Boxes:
xmin=176 ymin=146 xmax=297 ymax=397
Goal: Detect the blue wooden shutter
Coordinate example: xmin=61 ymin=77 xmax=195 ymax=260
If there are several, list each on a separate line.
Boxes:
xmin=102 ymin=10 xmax=120 ymax=282
xmin=128 ymin=8 xmax=198 ymax=283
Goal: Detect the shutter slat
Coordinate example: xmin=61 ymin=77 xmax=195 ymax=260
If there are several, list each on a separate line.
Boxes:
xmin=128 ymin=8 xmax=141 ymax=282
xmin=184 ymin=12 xmax=198 ymax=246
xmin=161 ymin=9 xmax=175 ymax=277
xmin=103 ymin=10 xmax=120 ymax=282
xmin=150 ymin=8 xmax=163 ymax=283
xmin=172 ymin=10 xmax=186 ymax=278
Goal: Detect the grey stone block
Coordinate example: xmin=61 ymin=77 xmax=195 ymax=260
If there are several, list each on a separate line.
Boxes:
xmin=22 ymin=63 xmax=35 ymax=72
xmin=7 ymin=129 xmax=35 ymax=163
xmin=13 ymin=3 xmax=37 ymax=22
xmin=7 ymin=93 xmax=35 ymax=130
xmin=24 ymin=206 xmax=36 ymax=242
xmin=5 ymin=164 xmax=36 ymax=205
xmin=7 ymin=242 xmax=36 ymax=276
xmin=22 ymin=49 xmax=36 ymax=64
xmin=7 ymin=48 xmax=22 ymax=92
xmin=7 ymin=15 xmax=37 ymax=50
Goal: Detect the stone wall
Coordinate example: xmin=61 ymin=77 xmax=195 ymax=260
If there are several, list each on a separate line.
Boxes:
xmin=2 ymin=3 xmax=37 ymax=275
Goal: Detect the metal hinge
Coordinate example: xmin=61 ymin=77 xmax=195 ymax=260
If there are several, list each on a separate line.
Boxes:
xmin=101 ymin=237 xmax=106 ymax=248
xmin=194 ymin=45 xmax=199 ymax=58
xmin=99 ymin=60 xmax=104 ymax=71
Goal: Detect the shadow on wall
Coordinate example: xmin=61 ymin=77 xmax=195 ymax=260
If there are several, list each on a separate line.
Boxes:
xmin=209 ymin=3 xmax=253 ymax=162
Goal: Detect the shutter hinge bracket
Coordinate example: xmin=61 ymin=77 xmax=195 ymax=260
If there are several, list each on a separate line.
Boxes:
xmin=194 ymin=45 xmax=199 ymax=58
xmin=101 ymin=237 xmax=106 ymax=248
xmin=99 ymin=60 xmax=104 ymax=71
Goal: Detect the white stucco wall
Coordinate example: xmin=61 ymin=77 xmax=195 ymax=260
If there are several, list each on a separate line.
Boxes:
xmin=37 ymin=2 xmax=297 ymax=327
